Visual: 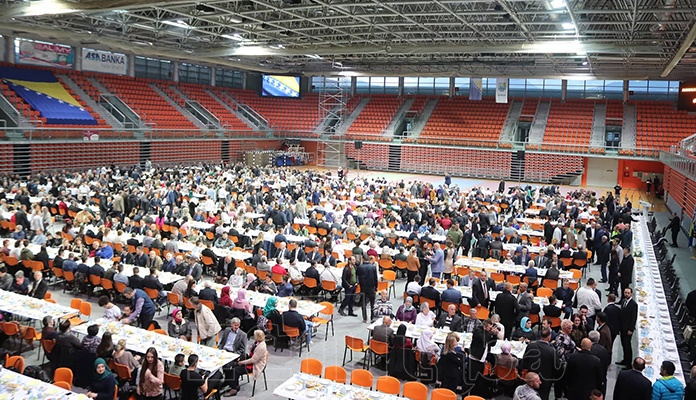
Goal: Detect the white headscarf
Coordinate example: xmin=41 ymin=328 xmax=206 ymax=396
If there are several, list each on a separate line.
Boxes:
xmin=416 ymin=330 xmax=439 ymax=355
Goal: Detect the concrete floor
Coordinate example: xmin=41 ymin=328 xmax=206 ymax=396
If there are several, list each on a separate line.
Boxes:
xmin=3 ymin=171 xmax=688 ymax=400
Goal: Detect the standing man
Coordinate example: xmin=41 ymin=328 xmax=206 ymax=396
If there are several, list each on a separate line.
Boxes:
xmin=338 ymin=257 xmax=358 ymax=317
xmin=521 ymin=328 xmax=560 ymax=400
xmin=494 ymin=282 xmax=519 ymax=340
xmin=426 ymin=243 xmax=444 ymax=279
xmin=564 ymin=338 xmax=604 ymax=400
xmin=357 ymin=255 xmax=378 ymax=323
xmin=652 ymin=361 xmax=684 ymax=400
xmin=596 ymin=235 xmax=611 ymax=284
xmin=468 ymin=319 xmax=499 ymax=396
xmin=191 ymin=296 xmax=222 ymax=347
xmin=616 ymin=287 xmax=638 ymax=367
xmin=618 ymin=247 xmax=634 ymax=293
xmin=613 ymin=357 xmax=652 ymax=400
xmin=122 ymin=287 xmax=156 ymax=329
xmin=471 ymin=271 xmax=495 ymax=309
xmin=669 ymin=212 xmax=681 ymax=247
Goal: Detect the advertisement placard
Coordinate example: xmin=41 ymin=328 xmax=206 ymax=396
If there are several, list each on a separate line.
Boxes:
xmin=82 ymin=48 xmax=127 ymax=75
xmin=17 ymin=39 xmax=73 ymax=69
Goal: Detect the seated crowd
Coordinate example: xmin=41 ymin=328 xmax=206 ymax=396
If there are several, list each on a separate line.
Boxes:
xmin=0 ymin=162 xmax=684 ymax=399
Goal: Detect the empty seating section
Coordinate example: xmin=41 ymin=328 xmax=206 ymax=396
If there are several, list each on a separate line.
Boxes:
xmin=96 ymin=75 xmax=198 ymax=132
xmin=30 ymin=142 xmax=139 ymax=172
xmin=177 ymin=83 xmax=252 ymax=133
xmin=524 ymin=153 xmax=583 ymax=182
xmin=519 ymin=99 xmax=538 ymax=122
xmin=420 ymin=98 xmax=510 ymax=146
xmin=664 ymin=166 xmax=696 ymax=219
xmin=346 ymin=95 xmax=403 ymax=139
xmin=401 ymin=147 xmax=511 ymax=179
xmin=540 ymin=100 xmax=594 ymax=152
xmin=344 ymin=142 xmax=389 ymax=170
xmin=0 ymin=144 xmax=13 ymax=173
xmin=631 ymin=101 xmax=696 ymax=154
xmin=226 ymin=88 xmax=321 ymax=132
xmin=605 ymin=100 xmax=624 ymax=124
xmin=150 ymin=140 xmax=222 ymax=164
xmin=407 ymin=96 xmax=429 ymax=115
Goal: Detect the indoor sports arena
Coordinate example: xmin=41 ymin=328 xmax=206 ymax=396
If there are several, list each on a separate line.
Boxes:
xmin=0 ymin=1 xmax=695 ymax=399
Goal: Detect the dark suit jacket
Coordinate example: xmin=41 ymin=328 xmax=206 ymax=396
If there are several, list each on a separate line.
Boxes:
xmin=128 ymin=275 xmax=144 ymax=289
xmin=521 ymin=340 xmax=561 ymax=384
xmin=603 ymin=303 xmax=621 ymax=338
xmin=619 ymin=298 xmax=638 ymax=333
xmin=30 ymin=279 xmax=48 ymax=299
xmin=420 ymin=286 xmax=441 ymax=309
xmin=564 ymin=350 xmax=603 ymax=400
xmin=590 ymin=343 xmax=610 ymax=389
xmin=436 ymin=313 xmax=463 ymax=332
xmin=471 ymin=277 xmax=495 ymax=308
xmin=356 ymin=263 xmax=378 ymax=293
xmin=613 ymin=369 xmax=653 ymax=400
xmin=143 ymin=275 xmax=164 ymax=292
xmin=619 ymin=256 xmax=635 ymax=285
xmin=218 ymin=327 xmax=248 ymax=357
xmin=282 ymin=309 xmax=306 ymax=335
xmin=597 ymin=323 xmax=613 ymax=352
xmin=469 ymin=326 xmax=496 ymax=361
xmin=493 ymin=289 xmax=519 ymax=328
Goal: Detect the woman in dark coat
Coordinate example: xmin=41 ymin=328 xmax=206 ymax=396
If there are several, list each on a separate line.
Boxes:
xmin=388 ymin=324 xmax=416 ymax=380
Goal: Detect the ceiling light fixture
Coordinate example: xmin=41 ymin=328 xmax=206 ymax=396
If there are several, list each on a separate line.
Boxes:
xmin=229 ymin=16 xmax=243 ymax=24
xmin=550 ymin=0 xmax=565 ymax=9
xmin=221 ymin=34 xmax=244 ymax=41
xmin=562 ymin=22 xmax=575 ymax=30
xmin=162 ymin=20 xmax=190 ymax=29
xmin=307 ymin=54 xmax=323 ymax=59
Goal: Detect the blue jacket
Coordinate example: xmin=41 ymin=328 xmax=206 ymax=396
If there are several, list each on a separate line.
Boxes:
xmin=95 ymin=245 xmax=113 ymax=259
xmin=652 ymin=376 xmax=684 ymax=400
xmin=132 ymin=288 xmax=156 ymax=319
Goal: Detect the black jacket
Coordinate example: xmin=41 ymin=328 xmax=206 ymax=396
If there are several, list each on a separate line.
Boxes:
xmin=493 ymin=289 xmax=519 ymax=328
xmin=619 ymin=298 xmax=638 ymax=333
xmin=419 ymin=285 xmax=441 ymax=309
xmin=471 ymin=277 xmax=495 ymax=308
xmin=603 ymin=303 xmax=621 ymax=338
xmin=142 ymin=275 xmax=163 ymax=292
xmin=282 ymin=309 xmax=306 ymax=335
xmin=619 ymin=255 xmax=634 ymax=285
xmin=613 ymin=369 xmax=652 ymax=400
xmin=30 ymin=279 xmax=48 ymax=299
xmin=564 ymin=350 xmax=603 ymax=400
xmin=522 ymin=340 xmax=561 ymax=384
xmin=469 ymin=326 xmax=497 ymax=361
xmin=356 ymin=262 xmax=378 ymax=293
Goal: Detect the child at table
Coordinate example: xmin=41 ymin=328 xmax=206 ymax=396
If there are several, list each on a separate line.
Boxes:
xmin=119 ymin=305 xmax=137 ymax=326
xmin=168 ymin=353 xmax=186 ymax=378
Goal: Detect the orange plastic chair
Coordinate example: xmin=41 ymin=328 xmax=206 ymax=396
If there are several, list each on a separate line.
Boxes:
xmin=70 ymin=298 xmax=83 ymax=311
xmin=54 ymin=381 xmax=71 ymax=390
xmin=350 ymin=369 xmax=374 ymax=389
xmin=310 ymin=302 xmax=334 ymax=340
xmin=376 ymin=376 xmax=400 ymax=395
xmin=367 ymin=339 xmax=389 ymax=369
xmin=463 ymin=396 xmax=486 ymax=400
xmin=403 ymin=381 xmax=428 ymax=400
xmin=324 ymin=365 xmax=347 ymax=384
xmin=6 ymin=355 xmax=25 ymax=374
xmin=300 ymin=358 xmax=323 ymax=376
xmin=432 ymin=388 xmax=457 ymax=400
xmin=164 ymin=373 xmax=182 ymax=399
xmin=54 ymin=367 xmax=74 ymax=388
xmin=536 ymin=287 xmax=553 ymax=298
xmin=154 ymin=329 xmax=168 ymax=336
xmin=343 ymin=335 xmax=369 ymax=366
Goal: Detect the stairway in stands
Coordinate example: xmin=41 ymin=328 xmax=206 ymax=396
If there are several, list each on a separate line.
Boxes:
xmin=511 ymin=151 xmax=525 ymax=181
xmin=388 ymin=145 xmax=402 ymax=171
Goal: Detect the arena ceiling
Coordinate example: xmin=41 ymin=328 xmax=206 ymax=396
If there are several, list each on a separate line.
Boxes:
xmin=1 ymin=0 xmax=696 ymax=79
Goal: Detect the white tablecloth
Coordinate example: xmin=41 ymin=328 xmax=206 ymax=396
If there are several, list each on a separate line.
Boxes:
xmin=454 ymin=257 xmax=573 ymax=280
xmin=209 ymin=284 xmax=326 ymax=317
xmin=72 ymin=318 xmax=238 ymax=372
xmin=633 ymin=218 xmax=684 ymax=384
xmin=274 ymin=372 xmax=400 ymax=400
xmin=0 ymin=368 xmax=87 ymax=400
xmin=0 ymin=289 xmax=77 ymax=321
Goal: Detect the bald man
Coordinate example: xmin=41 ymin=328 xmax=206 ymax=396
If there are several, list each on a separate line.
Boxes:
xmin=513 ymin=371 xmax=542 ymax=400
xmin=564 ymin=338 xmax=604 ymax=400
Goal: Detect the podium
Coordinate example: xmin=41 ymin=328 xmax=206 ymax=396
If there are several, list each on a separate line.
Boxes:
xmin=639 ymin=200 xmax=653 ymax=219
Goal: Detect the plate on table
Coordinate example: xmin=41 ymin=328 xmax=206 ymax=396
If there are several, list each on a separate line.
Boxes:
xmin=284 ymin=383 xmax=301 ymax=392
xmin=306 ymin=389 xmax=321 ymax=398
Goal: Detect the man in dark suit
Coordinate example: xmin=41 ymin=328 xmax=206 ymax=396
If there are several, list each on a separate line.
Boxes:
xmin=612 ymin=357 xmax=652 ymax=400
xmin=588 ymin=331 xmax=610 ymax=393
xmin=543 ymin=218 xmax=554 ymax=244
xmin=595 ymin=312 xmax=613 ymax=354
xmin=357 ymin=256 xmax=378 ymax=323
xmin=216 ymin=256 xmax=234 ymax=282
xmin=521 ymin=328 xmax=561 ymax=400
xmin=595 ymin=235 xmax=611 ymax=283
xmin=564 ymin=338 xmax=603 ymax=400
xmin=603 ymin=294 xmax=621 ymax=344
xmin=128 ymin=267 xmax=144 ymax=289
xmin=29 ymin=270 xmax=48 ymax=300
xmin=133 ymin=246 xmax=149 ymax=267
xmin=617 ymin=287 xmax=638 ymax=366
xmin=470 ymin=271 xmax=495 ymax=309
xmin=282 ymin=299 xmax=309 ymax=341
xmin=468 ymin=319 xmax=499 ymax=396
xmin=493 ymin=282 xmax=518 ymax=339
xmin=618 ymin=247 xmax=634 ymax=293
xmin=419 ymin=277 xmax=441 ymax=311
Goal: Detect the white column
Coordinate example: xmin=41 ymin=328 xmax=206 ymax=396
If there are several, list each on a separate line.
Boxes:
xmin=173 ymin=62 xmax=180 ymax=82
xmin=3 ymin=36 xmax=15 ymax=64
xmin=398 ymin=77 xmax=404 ymax=97
xmin=623 ymin=80 xmax=629 ymax=102
xmin=73 ymin=47 xmax=82 ymax=71
xmin=210 ymin=67 xmax=216 ymax=87
xmin=561 ymin=79 xmax=568 ymax=101
xmin=128 ymin=55 xmax=135 ymax=77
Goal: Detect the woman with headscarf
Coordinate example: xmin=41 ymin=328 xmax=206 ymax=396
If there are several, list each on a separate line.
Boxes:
xmin=228 ymin=267 xmax=245 ymax=288
xmin=262 ymin=297 xmax=285 ymax=347
xmin=244 ymin=273 xmax=259 ymax=292
xmin=232 ymin=288 xmax=253 ymax=314
xmin=395 ymin=297 xmax=418 ymax=324
xmin=219 ymin=286 xmax=233 ymax=308
xmin=495 ymin=342 xmax=518 ymax=370
xmin=511 ymin=316 xmax=537 ymax=342
xmin=86 ymin=358 xmax=117 ymax=400
xmin=168 ymin=308 xmax=191 ymax=341
xmin=416 ymin=329 xmax=440 ymax=360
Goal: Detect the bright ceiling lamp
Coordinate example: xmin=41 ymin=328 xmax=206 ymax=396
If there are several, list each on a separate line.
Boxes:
xmin=24 ymin=0 xmax=78 ymax=16
xmin=162 ymin=20 xmax=190 ymax=29
xmin=550 ymin=0 xmax=565 ymax=9
xmin=562 ymin=22 xmax=575 ymax=30
xmin=221 ymin=34 xmax=244 ymax=41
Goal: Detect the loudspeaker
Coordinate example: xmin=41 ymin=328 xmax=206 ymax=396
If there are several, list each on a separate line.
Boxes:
xmin=354 ymin=141 xmax=363 ymax=149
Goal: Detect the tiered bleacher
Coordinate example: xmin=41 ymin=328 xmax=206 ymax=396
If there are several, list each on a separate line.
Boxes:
xmin=346 ymin=95 xmax=403 ymax=140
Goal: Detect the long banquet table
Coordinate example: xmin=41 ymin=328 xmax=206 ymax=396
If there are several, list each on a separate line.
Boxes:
xmin=633 ymin=217 xmax=685 ymax=384
xmin=0 ymin=289 xmax=77 ymax=321
xmin=274 ymin=372 xmax=401 ymax=400
xmin=0 ymin=368 xmax=88 ymax=400
xmin=208 ymin=283 xmax=326 ymax=317
xmin=72 ymin=318 xmax=238 ymax=372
